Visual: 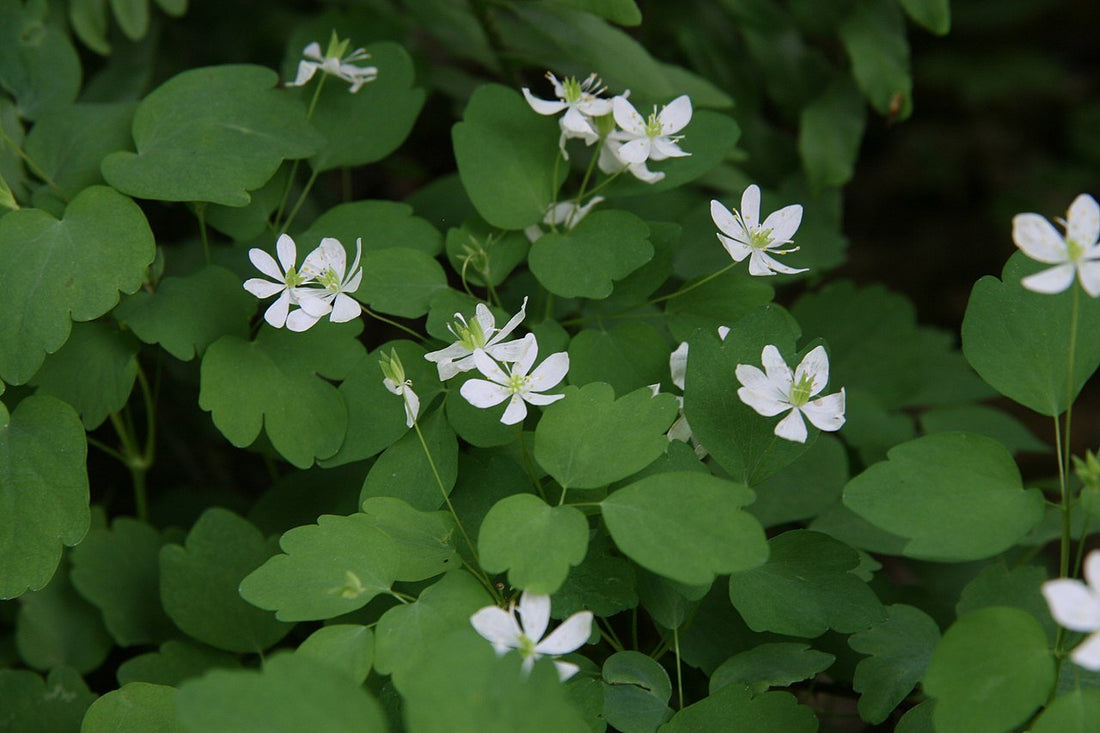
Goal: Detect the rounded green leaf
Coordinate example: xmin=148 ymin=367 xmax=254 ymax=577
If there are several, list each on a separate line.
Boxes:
xmin=0 ymin=186 xmax=155 ymax=384
xmin=799 ymin=79 xmax=866 ymax=190
xmin=568 ymin=322 xmax=668 ymax=396
xmin=553 ymin=530 xmax=637 ymax=618
xmin=924 ymin=607 xmax=1055 ymax=733
xmin=453 ymin=84 xmax=563 ymax=230
xmin=665 ymin=270 xmax=774 ymax=343
xmin=299 ymin=200 xmax=442 ymax=257
xmin=962 ymin=252 xmax=1100 ymax=416
xmin=102 ymin=65 xmax=323 ymax=205
xmin=535 ymin=383 xmax=679 ymax=490
xmin=117 ymin=640 xmax=241 ymax=687
xmin=1032 ymin=689 xmax=1100 ymax=733
xmin=748 ymin=435 xmax=848 ymax=528
xmin=294 ymin=625 xmax=374 ymax=685
xmin=198 ymin=321 xmax=366 ymax=469
xmin=159 ymin=508 xmax=293 ymax=653
xmin=602 ymin=472 xmax=767 ymax=586
xmin=356 ymin=247 xmax=448 ymax=318
xmin=898 ymin=0 xmax=950 ymax=35
xmin=360 ymin=496 xmax=458 ymax=582
xmin=842 ymin=432 xmax=1045 ymax=561
xmin=0 ymin=667 xmax=95 ymax=733
xmin=839 ymin=0 xmax=912 ymax=119
xmin=239 ymin=513 xmax=401 ymax=622
xmin=478 ymin=494 xmax=589 ymax=594
xmin=728 ymin=530 xmax=885 ymax=638
xmin=15 ymin=565 xmax=112 ymax=673
xmin=360 ymin=408 xmax=458 ymax=511
xmin=0 ymin=3 xmax=82 ymax=120
xmin=849 ymin=604 xmax=941 ymax=724
xmin=662 ymin=683 xmax=817 ymax=732
xmin=0 ymin=396 xmax=89 ymax=599
xmin=24 ymin=102 xmax=136 ymax=199
xmin=82 ymin=682 xmax=181 ymax=733
xmin=602 ymin=650 xmax=673 ymax=732
xmin=711 ymin=643 xmax=835 ymax=695
xmin=919 ymin=404 xmax=1048 ymax=455
xmin=529 ymin=210 xmax=653 ymax=299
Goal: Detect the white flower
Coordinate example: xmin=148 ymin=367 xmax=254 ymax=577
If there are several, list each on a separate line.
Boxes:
xmin=596 ymin=139 xmax=662 ymax=183
xmin=610 ymin=95 xmax=692 ymax=166
xmin=425 ymin=297 xmax=530 ymax=381
xmin=243 ymin=234 xmax=314 ymax=328
xmin=1042 ymin=550 xmax=1100 ymax=670
xmin=288 ymin=237 xmax=364 ymax=332
xmin=711 ymin=185 xmax=807 ymax=277
xmin=735 ymin=345 xmax=845 ymax=444
xmin=288 ymin=36 xmax=378 ymax=93
xmin=524 ymin=197 xmax=605 ymax=242
xmin=379 ymin=350 xmax=419 ymax=428
xmin=522 ymin=72 xmax=613 ymax=158
xmin=459 ymin=334 xmax=568 ymax=425
xmin=470 ymin=591 xmax=593 ymax=681
xmin=1013 ymin=193 xmax=1100 ymax=296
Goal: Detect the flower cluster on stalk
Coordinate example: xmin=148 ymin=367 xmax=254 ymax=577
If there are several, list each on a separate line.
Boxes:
xmin=287 ymin=33 xmax=378 ymax=93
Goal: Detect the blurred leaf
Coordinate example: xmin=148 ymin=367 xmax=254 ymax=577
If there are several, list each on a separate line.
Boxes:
xmin=529 ymin=210 xmax=652 ymax=299
xmin=82 ymin=682 xmax=181 ymax=733
xmin=300 ymin=200 xmax=442 ymax=257
xmin=116 ymin=640 xmax=240 ymax=687
xmin=710 ymin=643 xmax=835 ymax=695
xmin=69 ymin=0 xmax=111 ymax=55
xmin=0 ymin=667 xmax=96 ymax=732
xmin=849 ymin=604 xmax=941 ymax=724
xmin=24 ymin=102 xmax=135 ymax=199
xmin=479 ymin=494 xmax=588 ymax=594
xmin=1031 ymin=690 xmax=1100 ymax=733
xmin=840 ymin=0 xmax=912 ymax=119
xmin=551 ymin=0 xmax=641 ymax=26
xmin=955 ymin=563 xmax=1056 ymax=641
xmin=16 ymin=564 xmax=112 ymax=673
xmin=898 ymin=0 xmax=950 ymax=35
xmin=0 ymin=2 xmax=82 ymax=119
xmin=110 ymin=0 xmax=149 ymax=40
xmin=294 ymin=625 xmax=374 ymax=685
xmin=799 ymin=79 xmax=866 ymax=190
xmin=602 ymin=650 xmax=672 ymax=732
xmin=661 ymin=683 xmax=817 ymax=732
xmin=919 ymin=404 xmax=1047 ymax=455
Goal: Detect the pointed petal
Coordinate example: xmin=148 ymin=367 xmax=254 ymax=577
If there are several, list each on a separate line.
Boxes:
xmin=460 ymin=378 xmax=511 ymax=408
xmin=1044 ymin=578 xmax=1100 ymax=632
xmin=1071 ymin=632 xmax=1100 ymax=671
xmin=669 ymin=342 xmax=689 ymax=390
xmin=249 ymin=248 xmax=283 ymax=281
xmin=537 ymin=611 xmax=592 ymax=655
xmin=651 ymin=137 xmax=689 ymax=159
xmin=802 ymin=390 xmax=846 ymax=432
xmin=302 ymin=42 xmax=323 ymax=61
xmin=276 ymin=234 xmax=297 ymax=272
xmin=740 ymin=185 xmax=761 ymax=230
xmin=710 ymin=200 xmax=745 ymax=240
xmin=244 ymin=279 xmax=284 ymax=299
xmin=512 ymin=334 xmax=539 ymax=376
xmin=1021 ymin=263 xmax=1076 ymax=294
xmin=553 ymin=660 xmax=581 ymax=682
xmin=774 ymin=409 xmax=809 ymax=443
xmin=523 ymin=392 xmax=565 ymax=406
xmin=561 ymin=106 xmax=596 ymax=137
xmin=753 ymin=251 xmax=809 ymax=276
xmin=760 ymin=345 xmax=793 ymax=387
xmin=343 ymin=268 xmax=363 ymax=294
xmin=473 ymin=349 xmax=511 ymax=385
xmin=470 ymin=606 xmax=523 ymax=650
xmin=404 ymin=389 xmax=420 ymax=428
xmin=285 ymin=308 xmax=322 ymax=332
xmin=794 ymin=345 xmax=829 ymax=396
xmin=738 ymin=388 xmax=791 ymax=417
xmin=529 ymin=352 xmax=569 ymax=390
xmin=667 ymin=413 xmax=693 ymax=444
xmin=289 ymin=60 xmax=319 ymax=87
xmin=263 ymin=291 xmax=292 ymax=328
xmin=612 ymin=96 xmax=646 ymax=135
xmin=1068 ymin=194 xmax=1100 ymax=248
xmin=734 ymin=364 xmax=772 ymax=394
xmin=616 ymin=137 xmax=652 ymax=164
xmin=500 ymin=394 xmax=529 ymax=425
xmin=518 ymin=592 xmax=551 ymax=642
xmin=627 ymin=161 xmax=664 ymax=184
xmin=491 ymin=297 xmax=528 ymax=343
xmin=718 ymin=234 xmax=752 ymax=263
xmin=598 ymin=141 xmax=626 ymax=174
xmin=319 ymin=237 xmax=347 ymax=276
xmin=297 ymin=293 xmax=334 ymax=317
xmin=425 ymin=343 xmax=469 ymax=364
xmin=474 ymin=303 xmax=497 ymax=335
xmin=522 ymin=88 xmax=567 ymax=116
xmin=761 ymin=204 xmax=803 ymax=244
xmin=658 ymin=95 xmax=692 ymax=134
xmin=329 ymin=293 xmax=362 ymax=322
xmin=1013 ymin=213 xmax=1069 ymax=264
xmin=578 ymin=97 xmax=612 ymax=116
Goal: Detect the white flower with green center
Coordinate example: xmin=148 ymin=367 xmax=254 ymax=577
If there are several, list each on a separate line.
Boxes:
xmin=379 ymin=350 xmax=419 ymax=428
xmin=243 ymin=234 xmax=315 ymax=328
xmin=524 ymin=197 xmax=605 ymax=242
xmin=469 ymin=591 xmax=593 ymax=681
xmin=735 ymin=345 xmax=845 ymax=444
xmin=459 ymin=334 xmax=568 ymax=425
xmin=522 ymin=72 xmax=613 ymax=157
xmin=604 ymin=94 xmax=692 ymax=184
xmin=425 ymin=297 xmax=530 ymax=381
xmin=1013 ymin=193 xmax=1100 ymax=296
xmin=711 ymin=185 xmax=808 ymax=277
xmin=1042 ymin=550 xmax=1100 ymax=670
xmin=287 ymin=33 xmax=378 ymax=93
xmin=287 ymin=237 xmax=364 ymax=332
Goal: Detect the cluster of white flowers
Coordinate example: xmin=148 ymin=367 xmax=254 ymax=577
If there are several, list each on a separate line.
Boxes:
xmin=735 ymin=345 xmax=846 ymax=444
xmin=425 ymin=299 xmax=569 ymax=425
xmin=287 ymin=34 xmax=378 ymax=93
xmin=1013 ymin=193 xmax=1100 ymax=296
xmin=470 ymin=590 xmax=592 ymax=681
xmin=243 ymin=234 xmax=363 ymax=332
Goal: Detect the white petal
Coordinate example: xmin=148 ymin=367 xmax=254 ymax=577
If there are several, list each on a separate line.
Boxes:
xmin=489 ymin=297 xmax=528 ymax=345
xmin=657 ymin=95 xmax=692 ymax=134
xmin=616 ymin=137 xmax=652 ymax=165
xmin=1068 ymin=194 xmax=1100 ymax=248
xmin=794 ymin=345 xmax=829 ymax=396
xmin=528 ymin=352 xmax=569 ymax=391
xmin=275 ymin=234 xmax=297 ymax=273
xmin=1085 ymin=550 xmax=1100 ymax=589
xmin=460 ymin=378 xmax=511 ymax=408
xmin=760 ymin=345 xmax=793 ymax=387
xmin=1043 ymin=578 xmax=1100 ymax=632
xmin=1013 ymin=213 xmax=1069 ymax=264
xmin=1071 ymin=632 xmax=1100 ymax=671
xmin=802 ymin=390 xmax=846 ymax=432
xmin=244 ymin=278 xmax=285 ymax=299
xmin=718 ymin=326 xmax=731 ymax=341
xmin=301 ymin=42 xmax=323 ymax=61
xmin=297 ymin=292 xmax=334 ymax=317
xmin=669 ymin=342 xmax=689 ymax=390
xmin=612 ymin=96 xmax=646 ymax=135
xmin=598 ymin=141 xmax=626 ymax=174
xmin=249 ymin=248 xmax=283 ymax=281
xmin=577 ymin=97 xmax=612 ymax=116
xmin=473 ymin=303 xmax=497 ymax=337
xmin=343 ymin=267 xmax=363 ymax=294
xmin=319 ymin=237 xmax=347 ymax=277
xmin=536 ymin=611 xmax=592 ymax=656
xmin=774 ymin=408 xmax=809 ymax=443
xmin=734 ymin=364 xmax=774 ymax=395
xmin=1021 ymin=263 xmax=1076 ymax=294
xmin=435 ymin=360 xmax=463 ymax=381
xmin=761 ymin=204 xmax=803 ymax=245
xmin=753 ymin=251 xmax=809 ymax=276
xmin=518 ymin=592 xmax=551 ymax=642
xmin=1079 ymin=260 xmax=1100 ymax=298
xmin=651 ymin=137 xmax=689 ymax=159
xmin=522 ymin=88 xmax=567 ymax=116
xmin=553 ymin=660 xmax=581 ymax=682
xmin=486 ymin=338 xmax=532 ymax=364
xmin=470 ymin=606 xmax=523 ymax=651
xmin=524 ymin=392 xmax=565 ymax=406
xmin=403 ymin=389 xmax=420 ymax=428
xmin=740 ymin=185 xmax=761 ymax=230
xmin=512 ymin=334 xmax=539 ymax=377
xmin=473 ymin=349 xmax=511 ymax=386
xmin=285 ymin=308 xmax=322 ymax=332
xmin=424 ymin=342 xmax=469 ymax=364
xmin=500 ymin=394 xmax=529 ymax=425
xmin=289 ymin=60 xmax=319 ymax=87
xmin=738 ymin=387 xmax=791 ymax=418
xmin=263 ymin=291 xmax=292 ymax=328
xmin=667 ymin=413 xmax=692 ymax=444
xmin=718 ymin=234 xmax=752 ymax=263
xmin=329 ymin=293 xmax=361 ymax=322
xmin=711 ymin=200 xmax=745 ymax=240
xmin=627 ymin=161 xmax=664 ymax=184
xmin=561 ymin=106 xmax=597 ymax=137
xmin=747 ymin=250 xmax=779 ymax=277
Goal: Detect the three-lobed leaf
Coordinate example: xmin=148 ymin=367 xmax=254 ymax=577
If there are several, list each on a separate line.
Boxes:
xmin=478 ymin=494 xmax=589 ymax=594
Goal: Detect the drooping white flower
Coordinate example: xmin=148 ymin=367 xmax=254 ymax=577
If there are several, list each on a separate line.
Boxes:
xmin=711 ymin=185 xmax=808 ymax=277
xmin=524 ymin=197 xmax=605 ymax=242
xmin=287 ymin=35 xmax=378 ymax=93
xmin=735 ymin=345 xmax=845 ymax=444
xmin=459 ymin=334 xmax=568 ymax=425
xmin=379 ymin=350 xmax=419 ymax=428
xmin=470 ymin=591 xmax=593 ymax=681
xmin=425 ymin=297 xmax=530 ymax=381
xmin=1042 ymin=550 xmax=1100 ymax=670
xmin=597 ymin=138 xmax=664 ymax=183
xmin=522 ymin=72 xmax=613 ymax=158
xmin=243 ymin=234 xmax=315 ymax=328
xmin=288 ymin=237 xmax=364 ymax=332
xmin=1013 ymin=193 xmax=1100 ymax=296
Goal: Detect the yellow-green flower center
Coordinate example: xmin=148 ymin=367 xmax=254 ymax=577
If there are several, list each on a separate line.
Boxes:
xmin=749 ymin=228 xmax=774 ymax=250
xmin=789 ymin=373 xmax=816 ymax=407
xmin=1067 ymin=236 xmax=1085 ymax=262
xmin=450 ymin=316 xmax=487 ymax=351
xmin=318 ymin=266 xmax=341 ymax=291
xmin=562 ymin=77 xmax=584 ymax=104
xmin=284 ymin=266 xmax=305 ymax=287
xmin=506 ymin=371 xmax=531 ymax=395
xmin=517 ymin=633 xmax=537 ymax=657
xmin=644 ymin=110 xmax=663 ymax=138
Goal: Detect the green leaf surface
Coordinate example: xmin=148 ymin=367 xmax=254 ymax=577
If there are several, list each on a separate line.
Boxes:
xmin=70 ymin=517 xmax=176 ymax=647
xmin=114 ymin=265 xmax=256 ymax=361
xmin=955 ymin=564 xmax=1056 ymax=641
xmin=102 ymin=65 xmax=322 ymax=205
xmin=360 ymin=408 xmax=458 ymax=510
xmin=0 ymin=396 xmax=89 ymax=600
xmin=840 ymin=0 xmax=913 ymax=119
xmin=116 ymin=640 xmax=240 ymax=687
xmin=69 ymin=0 xmax=111 ymax=55
xmin=247 ymin=463 xmax=364 ymax=536
xmin=24 ymin=102 xmax=135 ymax=199
xmin=799 ymin=79 xmax=866 ymax=190
xmin=176 ymin=653 xmax=386 ymax=732
xmin=748 ymin=434 xmax=848 ymax=528
xmin=478 ymin=494 xmax=589 ymax=594
xmin=728 ymin=530 xmax=885 ymax=638
xmin=842 ymin=432 xmax=1045 ymax=561
xmin=529 ymin=209 xmax=653 ymax=300
xmin=924 ymin=607 xmax=1054 ymax=733
xmin=568 ymin=323 xmax=668 ymax=396
xmin=0 ymin=2 xmax=82 ymax=119
xmin=535 ymin=383 xmax=678 ymax=490
xmin=919 ymin=404 xmax=1047 ymax=455
xmin=82 ymin=682 xmax=181 ymax=733
xmin=159 ymin=508 xmax=292 ymax=653
xmin=299 ymin=200 xmax=442 ymax=257
xmin=961 ymin=252 xmax=1100 ymax=416
xmin=636 ymin=570 xmax=709 ymax=631
xmin=0 ymin=186 xmax=154 ymax=384
xmin=199 ymin=321 xmax=365 ymax=469
xmin=453 ymin=84 xmax=562 ymax=229
xmin=0 ymin=667 xmax=96 ymax=733
xmin=710 ymin=643 xmax=835 ymax=695
xmin=1031 ymin=690 xmax=1100 ymax=733
xmin=660 ymin=683 xmax=817 ymax=732
xmin=665 ymin=270 xmax=775 ymax=343
xmin=294 ymin=625 xmax=374 ymax=685
xmin=553 ymin=529 xmax=638 ymax=619
xmin=849 ymin=604 xmax=941 ymax=724
xmin=204 ymin=168 xmax=288 ymax=241
xmin=29 ymin=321 xmax=137 ymax=429
xmin=602 ymin=650 xmax=673 ymax=732
xmin=239 ymin=513 xmax=400 ymax=622
xmin=446 ymin=372 xmax=519 ymax=447
xmin=16 ymin=563 xmax=112 ymax=673
xmin=444 ymin=221 xmax=528 ymax=287
xmin=360 ymin=497 xmax=458 ymax=582
xmin=898 ymin=0 xmax=950 ymax=34
xmin=355 ymin=247 xmax=448 ymax=318
xmin=603 ymin=472 xmax=767 ymax=586
xmin=110 ymin=0 xmax=149 ymax=40
xmin=553 ymin=0 xmax=641 ymax=25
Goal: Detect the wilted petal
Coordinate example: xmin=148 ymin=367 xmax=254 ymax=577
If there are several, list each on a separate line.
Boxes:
xmin=1043 ymin=578 xmax=1100 ymax=632
xmin=1068 ymin=194 xmax=1100 ymax=249
xmin=774 ymin=408 xmax=808 ymax=443
xmin=517 ymin=592 xmax=551 ymax=642
xmin=740 ymin=184 xmax=761 ymax=230
xmin=658 ymin=95 xmax=692 ymax=134
xmin=761 ymin=204 xmax=803 ymax=245
xmin=460 ymin=378 xmax=511 ymax=408
xmin=1021 ymin=263 xmax=1076 ymax=294
xmin=667 ymin=413 xmax=693 ymax=444
xmin=537 ymin=610 xmax=592 ymax=656
xmin=802 ymin=390 xmax=846 ymax=433
xmin=1013 ymin=213 xmax=1069 ymax=264
xmin=470 ymin=606 xmax=523 ymax=653
xmin=500 ymin=394 xmax=529 ymax=425
xmin=488 ymin=297 xmax=528 ymax=346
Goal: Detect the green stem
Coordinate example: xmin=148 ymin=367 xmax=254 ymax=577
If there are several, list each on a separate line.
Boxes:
xmin=598 ymin=617 xmax=625 ymax=653
xmin=273 ymin=75 xmax=326 ymax=231
xmin=577 ymin=167 xmax=624 ymax=201
xmin=515 ymin=427 xmax=547 ymax=501
xmin=673 ymin=626 xmax=684 ymax=710
xmin=365 ymin=308 xmax=428 ymax=342
xmin=281 ymin=168 xmax=320 ymax=234
xmin=196 ymin=203 xmax=211 ymax=265
xmin=0 ymin=125 xmax=66 ymax=201
xmin=649 ymin=261 xmax=737 ymax=306
xmin=87 ymin=436 xmax=127 ymax=464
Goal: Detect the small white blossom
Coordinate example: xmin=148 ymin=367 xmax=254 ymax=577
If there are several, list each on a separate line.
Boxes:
xmin=735 ymin=345 xmax=845 ymax=444
xmin=1013 ymin=193 xmax=1100 ymax=296
xmin=459 ymin=334 xmax=568 ymax=425
xmin=379 ymin=350 xmax=419 ymax=428
xmin=288 ymin=237 xmax=364 ymax=332
xmin=522 ymin=72 xmax=613 ymax=158
xmin=611 ymin=95 xmax=692 ymax=165
xmin=244 ymin=234 xmax=314 ymax=328
xmin=1042 ymin=550 xmax=1100 ymax=670
xmin=288 ymin=35 xmax=378 ymax=93
xmin=711 ymin=185 xmax=807 ymax=277
xmin=470 ymin=591 xmax=592 ymax=681
xmin=425 ymin=297 xmax=530 ymax=381
xmin=524 ymin=197 xmax=605 ymax=242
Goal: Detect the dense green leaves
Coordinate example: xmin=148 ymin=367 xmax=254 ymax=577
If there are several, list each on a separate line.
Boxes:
xmin=529 ymin=210 xmax=653 ymax=299
xmin=478 ymin=494 xmax=589 ymax=594
xmin=662 ymin=683 xmax=817 ymax=732
xmin=840 ymin=0 xmax=912 ymax=120
xmin=799 ymin=79 xmax=866 ymax=190
xmin=299 ymin=200 xmax=443 ymax=256
xmin=843 ymin=432 xmax=1045 ymax=561
xmin=360 ymin=408 xmax=458 ymax=510
xmin=0 ymin=667 xmax=96 ymax=732
xmin=294 ymin=625 xmax=374 ymax=685
xmin=82 ymin=683 xmax=181 ymax=733
xmin=15 ymin=564 xmax=112 ymax=672
xmin=24 ymin=102 xmax=135 ymax=200
xmin=102 ymin=65 xmax=322 ymax=205
xmin=711 ymin=643 xmax=835 ymax=695
xmin=355 ymin=247 xmax=448 ymax=318
xmin=0 ymin=186 xmax=155 ymax=384
xmin=359 ymin=497 xmax=458 ymax=582
xmin=0 ymin=1 xmax=82 ymax=119
xmin=1032 ymin=690 xmax=1100 ymax=733
xmin=849 ymin=604 xmax=940 ymax=724
xmin=602 ymin=651 xmax=673 ymax=732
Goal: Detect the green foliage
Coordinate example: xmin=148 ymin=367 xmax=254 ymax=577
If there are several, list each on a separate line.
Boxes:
xmin=710 ymin=643 xmax=835 ymax=694
xmin=602 ymin=650 xmax=673 ymax=731
xmin=360 ymin=408 xmax=458 ymax=510
xmin=661 ymin=683 xmax=818 ymax=732
xmin=848 ymin=604 xmax=940 ymax=724
xmin=478 ymin=494 xmax=589 ymax=594
xmin=15 ymin=563 xmax=112 ymax=673
xmin=0 ymin=667 xmax=96 ymax=732
xmin=82 ymin=683 xmax=181 ymax=733
xmin=529 ymin=210 xmax=653 ymax=299
xmin=294 ymin=625 xmax=374 ymax=684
